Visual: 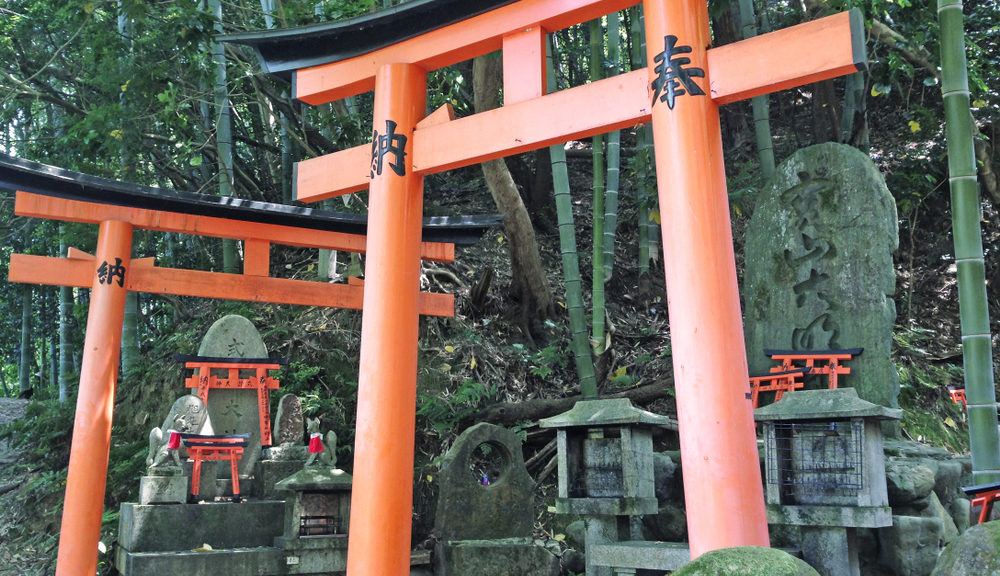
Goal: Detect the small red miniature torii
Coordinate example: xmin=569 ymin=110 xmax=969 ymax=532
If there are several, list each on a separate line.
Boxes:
xmin=228 ymin=0 xmax=866 ymax=573
xmin=176 ymin=355 xmax=288 ymax=447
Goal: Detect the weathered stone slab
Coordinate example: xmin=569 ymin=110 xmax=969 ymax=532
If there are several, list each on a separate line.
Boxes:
xmin=118 ymin=501 xmax=284 ymax=552
xmin=433 ymin=539 xmax=560 ymax=576
xmin=273 ymin=394 xmax=304 ymax=446
xmin=434 ymin=422 xmax=533 ymax=541
xmin=115 ymin=546 xmax=284 ymax=576
xmin=589 ymin=541 xmax=691 ymax=571
xmin=744 ymin=143 xmax=899 ymax=418
xmin=139 ymin=475 xmax=188 ymax=505
xmin=197 ymin=315 xmax=269 ymax=478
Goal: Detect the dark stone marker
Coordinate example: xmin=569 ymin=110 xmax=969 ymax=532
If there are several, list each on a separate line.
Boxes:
xmin=434 ymin=422 xmax=534 ymax=541
xmin=744 ymin=143 xmax=899 ymax=418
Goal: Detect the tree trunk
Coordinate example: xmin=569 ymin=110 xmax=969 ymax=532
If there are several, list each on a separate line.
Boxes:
xmin=19 ymin=285 xmax=32 ymax=397
xmin=465 ymin=380 xmax=677 ymax=427
xmin=121 ymin=291 xmax=140 ymax=376
xmin=208 ymin=0 xmax=239 ymax=273
xmin=473 ymin=54 xmax=553 ymax=339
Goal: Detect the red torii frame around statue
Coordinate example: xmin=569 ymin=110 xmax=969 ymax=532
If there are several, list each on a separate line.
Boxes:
xmin=229 ymin=0 xmax=865 ymax=573
xmin=2 ymin=159 xmax=479 ymax=576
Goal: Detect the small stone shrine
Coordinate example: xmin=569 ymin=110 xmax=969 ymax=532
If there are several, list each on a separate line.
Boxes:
xmin=744 ymin=142 xmax=900 ymax=417
xmin=539 ymin=398 xmax=678 ymax=576
xmin=196 ymin=314 xmax=272 ymax=481
xmin=433 ymin=422 xmax=560 ymax=576
xmin=755 ymin=388 xmax=900 ymax=576
xmin=273 ymin=460 xmax=353 ymax=573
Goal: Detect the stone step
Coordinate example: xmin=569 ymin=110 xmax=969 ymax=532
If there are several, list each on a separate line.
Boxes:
xmin=118 ymin=500 xmax=284 ymax=553
xmin=115 ymin=546 xmax=284 ymax=575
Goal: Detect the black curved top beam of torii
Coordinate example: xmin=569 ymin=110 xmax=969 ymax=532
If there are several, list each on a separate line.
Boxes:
xmin=223 ymin=0 xmax=518 ymax=81
xmin=0 ymin=154 xmax=500 ymax=245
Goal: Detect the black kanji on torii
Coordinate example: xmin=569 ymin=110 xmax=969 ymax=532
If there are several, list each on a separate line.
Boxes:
xmin=651 ymin=35 xmax=706 ymax=110
xmin=370 ymin=119 xmax=408 ymax=178
xmin=97 ymin=258 xmax=126 ymax=287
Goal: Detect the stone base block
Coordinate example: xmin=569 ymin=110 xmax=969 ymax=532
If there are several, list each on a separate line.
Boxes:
xmin=118 ymin=500 xmax=284 ymax=553
xmin=273 ymin=534 xmax=349 ymax=574
xmin=115 ymin=546 xmax=283 ymax=576
xmin=182 ymin=460 xmax=218 ymax=500
xmin=433 ymin=538 xmax=560 ymax=576
xmin=590 ymin=541 xmax=692 ymax=572
xmin=139 ymin=475 xmax=188 ymax=505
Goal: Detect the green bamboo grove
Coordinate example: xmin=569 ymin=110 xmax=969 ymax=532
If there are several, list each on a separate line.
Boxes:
xmin=938 ymin=0 xmax=1000 ymax=483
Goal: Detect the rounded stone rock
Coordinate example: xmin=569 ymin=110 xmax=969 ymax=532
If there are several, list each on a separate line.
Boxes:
xmin=886 ymin=459 xmax=936 ymax=505
xmin=931 ymin=521 xmax=1000 ymax=576
xmin=674 ymin=546 xmax=820 ymax=576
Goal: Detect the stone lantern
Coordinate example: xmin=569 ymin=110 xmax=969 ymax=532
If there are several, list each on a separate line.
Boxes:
xmin=273 ymin=468 xmax=352 ymax=573
xmin=540 ymin=398 xmax=676 ymax=575
xmin=755 ymin=388 xmax=900 ymax=576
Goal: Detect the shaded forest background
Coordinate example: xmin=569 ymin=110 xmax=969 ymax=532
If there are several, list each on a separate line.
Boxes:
xmin=0 ymin=0 xmax=998 ymax=573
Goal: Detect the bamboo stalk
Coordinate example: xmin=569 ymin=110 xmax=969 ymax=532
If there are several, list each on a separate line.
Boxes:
xmin=548 ymin=35 xmax=597 ymax=398
xmin=589 ymin=18 xmax=607 ymax=355
xmin=938 ymin=0 xmax=1000 ymax=484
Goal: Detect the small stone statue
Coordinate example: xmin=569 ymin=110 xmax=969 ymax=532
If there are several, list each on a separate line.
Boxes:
xmin=147 ymin=395 xmax=212 ymax=469
xmin=304 ymin=417 xmax=337 ymax=468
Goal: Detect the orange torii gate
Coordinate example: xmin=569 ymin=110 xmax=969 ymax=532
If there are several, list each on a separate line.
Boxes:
xmin=1 ymin=154 xmax=497 ymax=576
xmin=228 ymin=0 xmax=865 ymax=573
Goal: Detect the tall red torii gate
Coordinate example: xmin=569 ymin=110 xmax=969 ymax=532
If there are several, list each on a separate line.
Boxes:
xmin=229 ymin=0 xmax=865 ymax=573
xmin=1 ymin=153 xmax=498 ymax=576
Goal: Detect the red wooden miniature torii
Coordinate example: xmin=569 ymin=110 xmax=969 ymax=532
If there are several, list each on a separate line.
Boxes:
xmin=230 ymin=0 xmax=865 ymax=572
xmin=1 ymin=154 xmax=491 ymax=576
xmin=176 ymin=355 xmax=288 ymax=447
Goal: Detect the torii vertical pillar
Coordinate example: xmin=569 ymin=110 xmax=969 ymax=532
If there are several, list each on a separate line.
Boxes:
xmin=348 ymin=63 xmax=427 ymax=576
xmin=644 ymin=0 xmax=770 ymax=556
xmin=56 ymin=220 xmax=133 ymax=576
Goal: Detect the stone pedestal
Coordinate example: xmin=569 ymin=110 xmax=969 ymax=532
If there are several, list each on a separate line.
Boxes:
xmin=800 ymin=526 xmax=859 ymax=576
xmin=139 ymin=468 xmax=188 ymax=505
xmin=432 ymin=538 xmax=561 ymax=576
xmin=182 ymin=460 xmax=218 ymax=500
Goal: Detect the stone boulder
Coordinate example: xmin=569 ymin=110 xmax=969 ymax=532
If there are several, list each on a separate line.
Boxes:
xmin=673 ymin=546 xmax=819 ymax=576
xmin=931 ymin=520 xmax=1000 ymax=576
xmin=878 ymin=515 xmax=943 ymax=576
xmin=886 ymin=458 xmax=936 ymax=506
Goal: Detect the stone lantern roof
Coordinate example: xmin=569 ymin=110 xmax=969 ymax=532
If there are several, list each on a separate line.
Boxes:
xmin=539 ymin=398 xmax=678 ymax=430
xmin=754 ymin=388 xmax=902 ymax=423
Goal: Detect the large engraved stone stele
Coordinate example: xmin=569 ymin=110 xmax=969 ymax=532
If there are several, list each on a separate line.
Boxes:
xmin=744 ymin=143 xmax=900 ymax=421
xmin=197 ymin=314 xmax=269 ymax=478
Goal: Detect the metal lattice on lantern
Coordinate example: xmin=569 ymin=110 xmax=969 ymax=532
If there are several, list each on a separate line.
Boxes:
xmin=755 ymin=387 xmax=900 ymax=576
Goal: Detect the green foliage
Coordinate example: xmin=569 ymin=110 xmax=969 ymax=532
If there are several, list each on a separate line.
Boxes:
xmin=0 ymin=399 xmax=74 ymax=471
xmin=894 ymin=327 xmax=969 ymax=452
xmin=417 ymin=377 xmax=495 ymax=433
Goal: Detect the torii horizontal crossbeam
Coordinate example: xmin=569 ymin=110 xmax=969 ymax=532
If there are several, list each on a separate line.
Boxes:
xmin=294 ymin=10 xmax=863 ymax=203
xmin=9 ymin=253 xmax=455 ymax=316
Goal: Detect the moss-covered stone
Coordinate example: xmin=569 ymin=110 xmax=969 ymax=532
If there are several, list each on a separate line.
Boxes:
xmin=673 ymin=546 xmax=819 ymax=576
xmin=931 ymin=520 xmax=1000 ymax=575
